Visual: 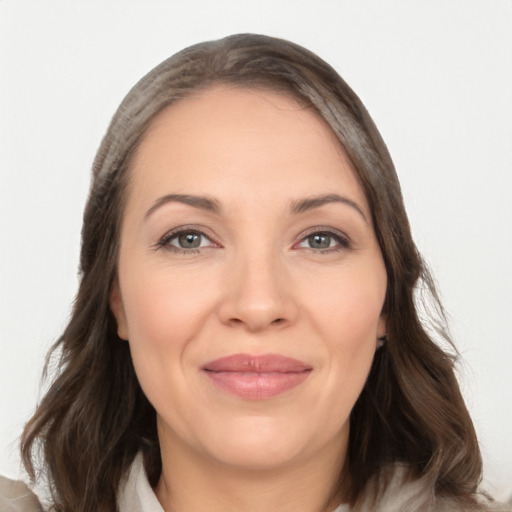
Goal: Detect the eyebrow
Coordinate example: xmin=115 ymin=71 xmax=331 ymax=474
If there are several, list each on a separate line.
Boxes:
xmin=290 ymin=193 xmax=368 ymax=223
xmin=144 ymin=194 xmax=222 ymax=220
xmin=144 ymin=192 xmax=367 ymax=223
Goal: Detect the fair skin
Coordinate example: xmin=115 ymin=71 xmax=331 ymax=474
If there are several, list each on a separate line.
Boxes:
xmin=111 ymin=86 xmax=387 ymax=512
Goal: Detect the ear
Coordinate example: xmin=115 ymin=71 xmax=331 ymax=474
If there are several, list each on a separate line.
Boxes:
xmin=110 ymin=279 xmax=129 ymax=341
xmin=377 ymin=314 xmax=387 ymax=339
xmin=376 ymin=314 xmax=387 ymax=349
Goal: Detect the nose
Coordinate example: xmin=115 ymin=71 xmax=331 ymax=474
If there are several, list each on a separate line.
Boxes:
xmin=217 ymin=250 xmax=298 ymax=332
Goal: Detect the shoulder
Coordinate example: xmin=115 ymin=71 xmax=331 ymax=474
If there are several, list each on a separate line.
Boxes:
xmin=354 ymin=465 xmax=512 ymax=512
xmin=0 ymin=475 xmax=43 ymax=512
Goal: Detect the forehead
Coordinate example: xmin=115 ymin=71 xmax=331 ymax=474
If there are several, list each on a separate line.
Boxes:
xmin=128 ymin=85 xmax=367 ymax=213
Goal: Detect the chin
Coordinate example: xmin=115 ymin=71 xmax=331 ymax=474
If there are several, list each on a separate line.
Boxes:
xmin=208 ymin=441 xmax=302 ymax=471
xmin=198 ymin=415 xmax=327 ymax=471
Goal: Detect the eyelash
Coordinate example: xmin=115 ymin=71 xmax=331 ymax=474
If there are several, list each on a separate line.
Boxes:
xmin=153 ymin=226 xmax=351 ymax=255
xmin=153 ymin=226 xmax=219 ymax=254
xmin=295 ymin=228 xmax=351 ymax=254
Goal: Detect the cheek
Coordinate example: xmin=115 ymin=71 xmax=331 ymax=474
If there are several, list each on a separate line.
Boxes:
xmin=118 ymin=264 xmax=218 ymax=414
xmin=118 ymin=263 xmax=221 ymax=404
xmin=121 ymin=263 xmax=216 ymax=346
xmin=304 ymin=264 xmax=385 ymax=393
xmin=307 ymin=265 xmax=386 ymax=344
xmin=316 ymin=298 xmax=379 ymax=425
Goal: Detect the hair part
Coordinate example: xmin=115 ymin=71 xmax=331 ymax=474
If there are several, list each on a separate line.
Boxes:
xmin=21 ymin=33 xmax=484 ymax=512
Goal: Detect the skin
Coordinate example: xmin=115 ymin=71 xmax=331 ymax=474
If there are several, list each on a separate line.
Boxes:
xmin=111 ymin=86 xmax=387 ymax=512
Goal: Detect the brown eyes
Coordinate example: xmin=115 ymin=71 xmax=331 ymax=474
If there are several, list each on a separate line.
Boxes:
xmin=156 ymin=228 xmax=350 ymax=254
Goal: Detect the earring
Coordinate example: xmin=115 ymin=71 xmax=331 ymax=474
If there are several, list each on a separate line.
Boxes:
xmin=377 ymin=334 xmax=387 ymax=349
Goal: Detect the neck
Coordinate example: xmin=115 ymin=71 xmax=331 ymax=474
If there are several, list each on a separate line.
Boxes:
xmin=155 ymin=433 xmax=347 ymax=512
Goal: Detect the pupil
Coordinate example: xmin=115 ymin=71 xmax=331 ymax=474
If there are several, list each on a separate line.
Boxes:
xmin=309 ymin=234 xmax=330 ymax=249
xmin=179 ymin=233 xmax=200 ymax=248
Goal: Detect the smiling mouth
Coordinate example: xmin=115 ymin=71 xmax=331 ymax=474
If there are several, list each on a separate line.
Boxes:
xmin=201 ymin=353 xmax=312 ymax=400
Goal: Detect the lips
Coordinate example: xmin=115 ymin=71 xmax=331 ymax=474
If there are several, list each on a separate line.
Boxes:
xmin=201 ymin=353 xmax=312 ymax=400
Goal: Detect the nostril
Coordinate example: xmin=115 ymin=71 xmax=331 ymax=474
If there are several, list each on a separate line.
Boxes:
xmin=272 ymin=318 xmax=285 ymax=325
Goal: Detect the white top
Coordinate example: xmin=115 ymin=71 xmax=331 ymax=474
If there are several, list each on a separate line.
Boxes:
xmin=118 ymin=453 xmax=348 ymax=512
xmin=116 ymin=453 xmax=512 ymax=511
xmin=116 ymin=453 xmax=424 ymax=512
xmin=2 ymin=454 xmax=510 ymax=511
xmin=117 ymin=453 xmax=166 ymax=512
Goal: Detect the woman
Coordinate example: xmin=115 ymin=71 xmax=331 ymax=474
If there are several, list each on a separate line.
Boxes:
xmin=6 ymin=34 xmax=509 ymax=511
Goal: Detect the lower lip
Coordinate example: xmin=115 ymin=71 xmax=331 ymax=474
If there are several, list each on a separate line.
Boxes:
xmin=203 ymin=370 xmax=311 ymax=400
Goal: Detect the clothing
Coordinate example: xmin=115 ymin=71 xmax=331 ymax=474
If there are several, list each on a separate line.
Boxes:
xmin=0 ymin=475 xmax=42 ymax=512
xmin=118 ymin=454 xmax=349 ymax=511
xmin=2 ymin=455 xmax=511 ymax=511
xmin=118 ymin=454 xmax=512 ymax=512
xmin=116 ymin=454 xmax=436 ymax=511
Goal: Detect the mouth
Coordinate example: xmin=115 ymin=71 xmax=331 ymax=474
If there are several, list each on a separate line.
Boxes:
xmin=201 ymin=353 xmax=313 ymax=400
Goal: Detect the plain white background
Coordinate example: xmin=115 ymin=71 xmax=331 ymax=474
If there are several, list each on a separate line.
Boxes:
xmin=1 ymin=0 xmax=511 ymax=501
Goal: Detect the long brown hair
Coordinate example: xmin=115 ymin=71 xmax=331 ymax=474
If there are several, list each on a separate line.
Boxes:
xmin=22 ymin=34 xmax=484 ymax=511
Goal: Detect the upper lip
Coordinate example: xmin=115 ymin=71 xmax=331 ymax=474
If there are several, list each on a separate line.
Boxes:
xmin=202 ymin=353 xmax=312 ymax=373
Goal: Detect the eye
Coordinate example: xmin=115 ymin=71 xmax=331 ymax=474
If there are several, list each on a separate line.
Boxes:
xmin=296 ymin=230 xmax=350 ymax=253
xmin=172 ymin=231 xmax=206 ymax=249
xmin=155 ymin=228 xmax=217 ymax=253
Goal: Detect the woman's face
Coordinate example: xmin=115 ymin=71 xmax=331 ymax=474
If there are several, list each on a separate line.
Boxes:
xmin=111 ymin=86 xmax=387 ymax=472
